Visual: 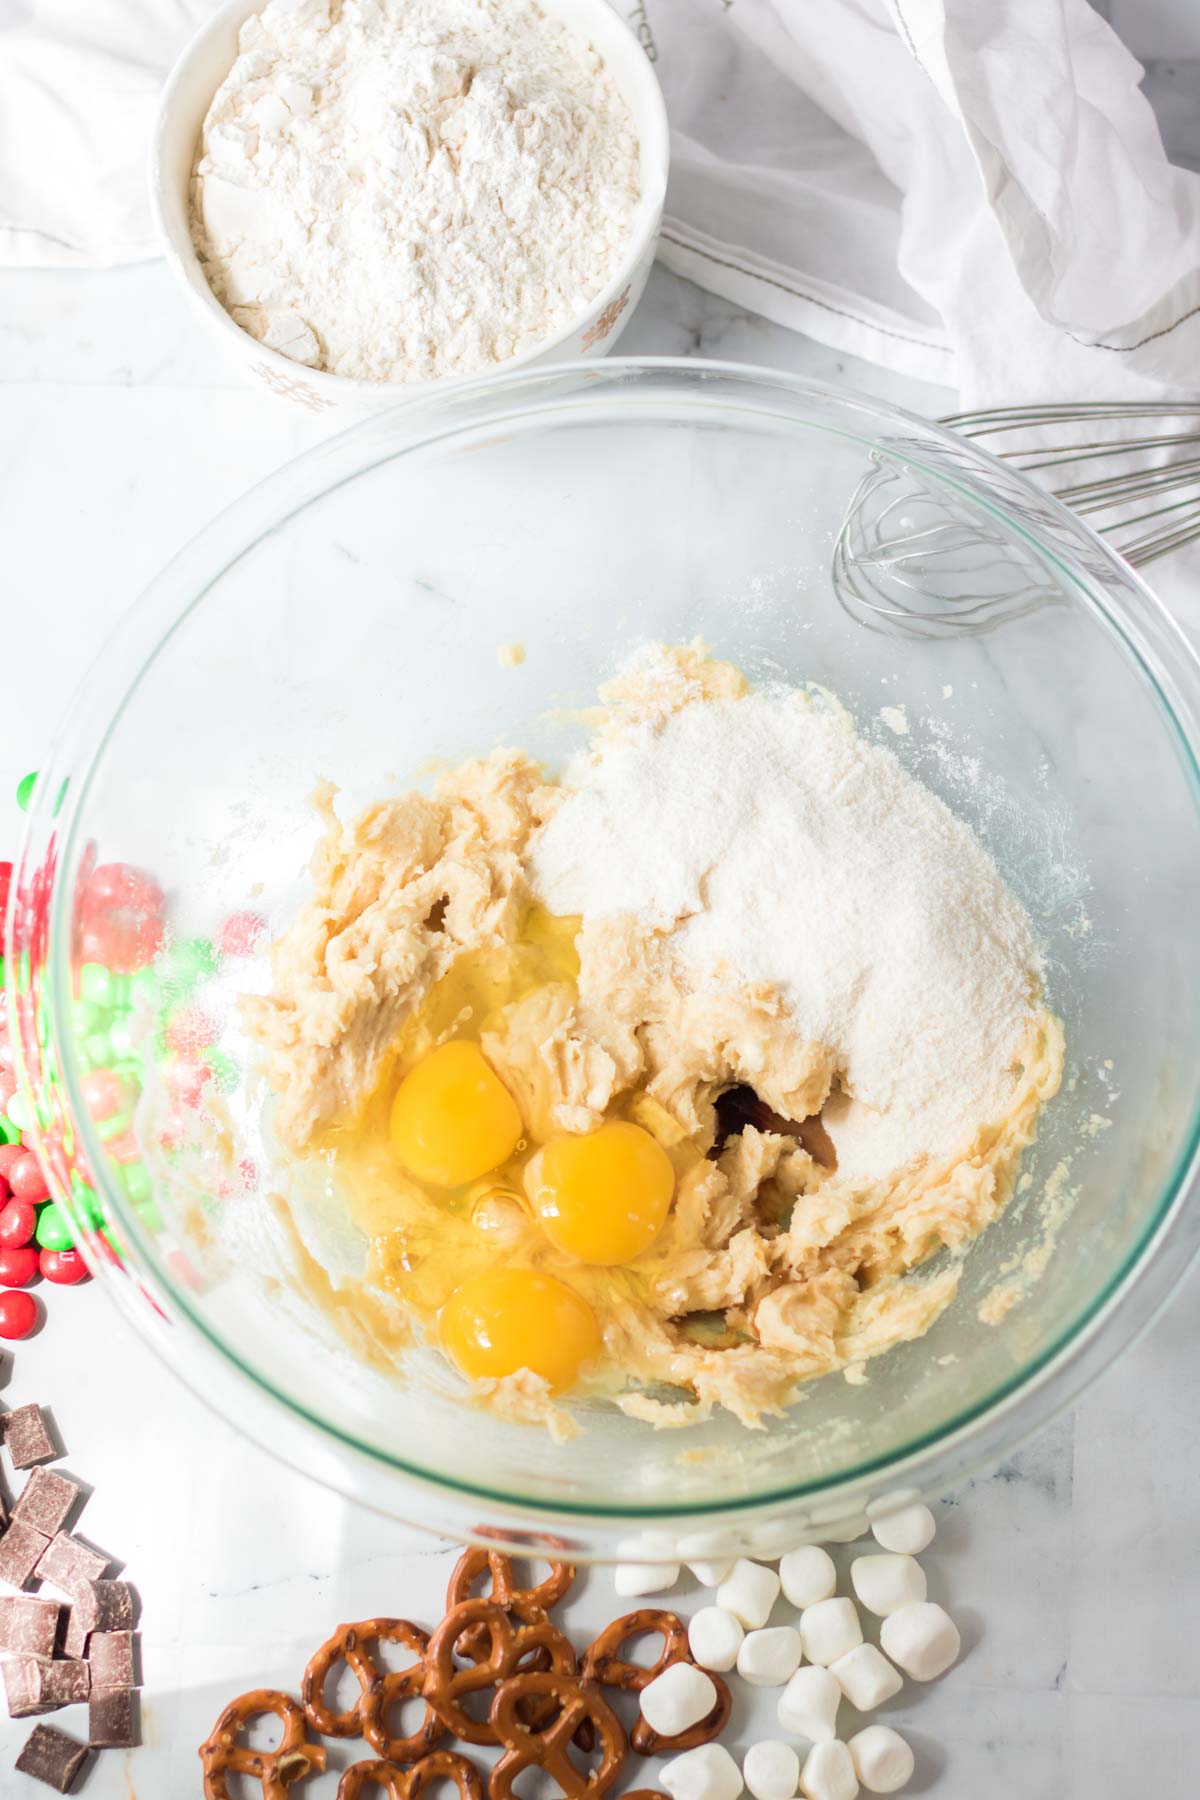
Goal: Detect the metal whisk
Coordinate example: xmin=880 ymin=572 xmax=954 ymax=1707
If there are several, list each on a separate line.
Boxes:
xmin=833 ymin=400 xmax=1200 ymax=637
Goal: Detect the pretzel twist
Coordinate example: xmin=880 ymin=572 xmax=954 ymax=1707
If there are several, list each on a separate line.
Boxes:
xmin=199 ymin=1689 xmax=326 ymax=1800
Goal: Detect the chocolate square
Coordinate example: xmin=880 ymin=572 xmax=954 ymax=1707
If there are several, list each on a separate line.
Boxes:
xmin=88 ymin=1686 xmax=138 ymax=1749
xmin=0 ymin=1520 xmax=51 ymax=1589
xmin=2 ymin=1656 xmax=89 ymax=1717
xmin=0 ymin=1597 xmax=60 ymax=1658
xmin=35 ymin=1533 xmax=109 ymax=1596
xmin=15 ymin=1722 xmax=90 ymax=1792
xmin=13 ymin=1471 xmax=81 ymax=1539
xmin=3 ymin=1406 xmax=57 ymax=1470
xmin=61 ymin=1610 xmax=88 ymax=1662
xmin=84 ymin=1580 xmax=136 ymax=1632
xmin=3 ymin=1656 xmax=50 ymax=1719
xmin=87 ymin=1631 xmax=137 ymax=1689
xmin=41 ymin=1660 xmax=90 ymax=1707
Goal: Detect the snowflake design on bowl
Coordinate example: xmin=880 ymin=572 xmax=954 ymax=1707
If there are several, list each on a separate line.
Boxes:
xmin=581 ymin=286 xmax=631 ymax=352
xmin=251 ymin=361 xmax=336 ymax=412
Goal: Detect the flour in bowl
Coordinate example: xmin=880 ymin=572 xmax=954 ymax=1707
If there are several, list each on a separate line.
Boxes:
xmin=532 ymin=645 xmax=1043 ymax=1180
xmin=190 ymin=0 xmax=640 ymax=382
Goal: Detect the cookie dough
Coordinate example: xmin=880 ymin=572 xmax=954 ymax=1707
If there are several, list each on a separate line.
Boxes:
xmin=243 ymin=648 xmax=1063 ymax=1428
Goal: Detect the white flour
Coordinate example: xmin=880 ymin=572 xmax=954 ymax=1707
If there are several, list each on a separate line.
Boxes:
xmin=532 ymin=668 xmax=1042 ymax=1179
xmin=191 ymin=0 xmax=639 ymax=382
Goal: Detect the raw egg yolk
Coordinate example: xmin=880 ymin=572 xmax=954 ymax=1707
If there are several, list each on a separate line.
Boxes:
xmin=440 ymin=1269 xmax=602 ymax=1393
xmin=530 ymin=1120 xmax=674 ymax=1265
xmin=390 ymin=1040 xmax=523 ymax=1187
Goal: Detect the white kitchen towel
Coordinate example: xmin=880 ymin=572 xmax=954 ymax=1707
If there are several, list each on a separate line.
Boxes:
xmin=2 ymin=0 xmax=1200 ymax=404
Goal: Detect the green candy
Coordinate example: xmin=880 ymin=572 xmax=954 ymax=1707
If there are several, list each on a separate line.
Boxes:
xmin=15 ymin=771 xmax=37 ymax=812
xmin=79 ymin=964 xmax=114 ymax=1009
xmin=133 ymin=1196 xmax=162 ymax=1233
xmin=107 ymin=1015 xmax=137 ymax=1059
xmin=121 ymin=1163 xmax=152 ymax=1204
xmin=162 ymin=936 xmax=219 ymax=997
xmin=71 ymin=1000 xmax=104 ymax=1038
xmin=35 ymin=1202 xmax=74 ymax=1252
xmin=5 ymin=1093 xmax=30 ymax=1133
xmin=0 ymin=1116 xmax=20 ymax=1147
xmin=108 ymin=974 xmax=132 ymax=1008
xmin=71 ymin=1181 xmax=105 ymax=1229
xmin=83 ymin=1032 xmax=112 ymax=1069
xmin=100 ymin=1224 xmax=124 ymax=1260
xmin=95 ymin=1110 xmax=132 ymax=1143
xmin=203 ymin=1049 xmax=240 ymax=1093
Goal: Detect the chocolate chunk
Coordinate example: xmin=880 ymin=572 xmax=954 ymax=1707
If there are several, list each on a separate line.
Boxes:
xmin=0 ymin=1597 xmax=60 ymax=1658
xmin=0 ymin=1520 xmax=51 ymax=1589
xmin=3 ymin=1406 xmax=58 ymax=1470
xmin=88 ymin=1686 xmax=138 ymax=1748
xmin=82 ymin=1580 xmax=136 ymax=1633
xmin=13 ymin=1470 xmax=81 ymax=1539
xmin=14 ymin=1722 xmax=90 ymax=1792
xmin=3 ymin=1657 xmax=48 ymax=1718
xmin=87 ymin=1630 xmax=137 ymax=1689
xmin=35 ymin=1533 xmax=109 ymax=1597
xmin=61 ymin=1609 xmax=88 ymax=1661
xmin=1 ymin=1656 xmax=88 ymax=1717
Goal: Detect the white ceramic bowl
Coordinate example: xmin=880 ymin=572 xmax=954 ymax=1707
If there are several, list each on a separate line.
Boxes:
xmin=150 ymin=0 xmax=669 ymax=416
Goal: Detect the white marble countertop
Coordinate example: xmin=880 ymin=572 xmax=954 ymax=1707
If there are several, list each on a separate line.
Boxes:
xmin=1 ymin=251 xmax=1198 ymax=1799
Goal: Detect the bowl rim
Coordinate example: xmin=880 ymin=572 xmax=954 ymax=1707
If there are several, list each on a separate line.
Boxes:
xmin=14 ymin=357 xmax=1200 ymax=1531
xmin=148 ymin=0 xmax=670 ymax=400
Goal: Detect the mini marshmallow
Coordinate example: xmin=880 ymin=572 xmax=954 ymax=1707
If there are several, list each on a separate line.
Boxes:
xmin=614 ymin=1532 xmax=681 ymax=1597
xmin=747 ymin=1520 xmax=804 ymax=1561
xmin=799 ymin=1597 xmax=863 ymax=1667
xmin=811 ymin=1519 xmax=868 ymax=1545
xmin=850 ymin=1554 xmax=927 ymax=1618
xmin=869 ymin=1504 xmax=935 ymax=1557
xmin=680 ymin=1530 xmax=739 ymax=1587
xmin=737 ymin=1626 xmax=803 ymax=1688
xmin=777 ymin=1665 xmax=841 ymax=1743
xmin=689 ymin=1606 xmax=745 ymax=1672
xmin=717 ymin=1559 xmax=781 ymax=1629
xmin=744 ymin=1740 xmax=800 ymax=1800
xmin=799 ymin=1741 xmax=859 ymax=1800
xmin=641 ymin=1662 xmax=719 ymax=1737
xmin=829 ymin=1644 xmax=903 ymax=1712
xmin=662 ymin=1742 xmax=745 ymax=1800
xmin=847 ymin=1726 xmax=915 ymax=1794
xmin=879 ymin=1601 xmax=960 ymax=1682
xmin=780 ymin=1546 xmax=837 ymax=1610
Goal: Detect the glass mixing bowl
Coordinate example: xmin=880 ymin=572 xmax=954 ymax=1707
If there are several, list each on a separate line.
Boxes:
xmin=10 ymin=361 xmax=1200 ymax=1560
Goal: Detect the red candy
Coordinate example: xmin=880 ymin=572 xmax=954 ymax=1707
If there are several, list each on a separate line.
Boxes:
xmin=8 ymin=1153 xmax=49 ymax=1205
xmin=78 ymin=861 xmax=165 ymax=975
xmin=0 ymin=1073 xmax=15 ymax=1113
xmin=165 ymin=1008 xmax=216 ymax=1057
xmin=0 ymin=1200 xmax=35 ymax=1248
xmin=0 ymin=1288 xmax=37 ymax=1338
xmin=0 ymin=1144 xmax=23 ymax=1183
xmin=0 ymin=860 xmax=11 ymax=926
xmin=0 ymin=1247 xmax=39 ymax=1286
xmin=164 ymin=1059 xmax=211 ymax=1109
xmin=219 ymin=910 xmax=266 ymax=957
xmin=40 ymin=1249 xmax=90 ymax=1286
xmin=81 ymin=1069 xmax=130 ymax=1122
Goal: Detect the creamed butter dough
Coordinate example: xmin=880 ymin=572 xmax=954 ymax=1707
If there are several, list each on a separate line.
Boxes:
xmin=243 ymin=648 xmax=1064 ymax=1429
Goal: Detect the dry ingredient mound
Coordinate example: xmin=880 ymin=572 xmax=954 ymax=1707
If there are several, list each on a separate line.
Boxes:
xmin=190 ymin=0 xmax=640 ymax=382
xmin=532 ymin=645 xmax=1040 ymax=1181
